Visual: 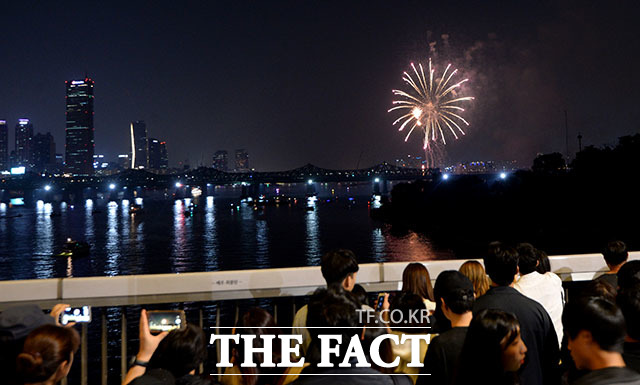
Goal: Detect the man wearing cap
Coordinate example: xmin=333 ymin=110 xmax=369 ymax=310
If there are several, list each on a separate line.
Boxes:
xmin=416 ymin=271 xmax=475 ymax=385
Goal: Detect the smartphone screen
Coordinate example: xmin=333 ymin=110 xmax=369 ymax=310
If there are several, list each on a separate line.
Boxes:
xmin=60 ymin=306 xmax=92 ymax=325
xmin=375 ymin=293 xmax=385 ymax=311
xmin=147 ymin=310 xmax=186 ymax=332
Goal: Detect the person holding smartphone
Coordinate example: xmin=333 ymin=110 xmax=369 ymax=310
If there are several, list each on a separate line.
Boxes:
xmin=123 ymin=309 xmax=210 ymax=385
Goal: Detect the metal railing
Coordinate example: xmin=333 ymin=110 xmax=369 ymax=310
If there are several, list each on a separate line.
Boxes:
xmin=1 ymin=251 xmax=638 ymax=384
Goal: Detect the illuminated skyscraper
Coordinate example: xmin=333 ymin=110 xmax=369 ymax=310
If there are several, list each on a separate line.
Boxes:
xmin=213 ymin=150 xmax=228 ymax=171
xmin=0 ymin=120 xmax=8 ymax=170
xmin=65 ymin=77 xmax=95 ymax=175
xmin=159 ymin=141 xmax=168 ymax=170
xmin=15 ymin=119 xmax=33 ymax=168
xmin=235 ymin=149 xmax=249 ymax=172
xmin=130 ymin=120 xmax=147 ymax=169
xmin=147 ymin=138 xmax=161 ymax=170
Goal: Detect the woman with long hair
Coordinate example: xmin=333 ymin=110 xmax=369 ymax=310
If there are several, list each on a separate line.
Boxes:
xmin=15 ymin=324 xmax=80 ymax=385
xmin=402 ymin=263 xmax=436 ymax=312
xmin=459 ymin=260 xmax=491 ymax=297
xmin=454 ymin=309 xmax=527 ymax=385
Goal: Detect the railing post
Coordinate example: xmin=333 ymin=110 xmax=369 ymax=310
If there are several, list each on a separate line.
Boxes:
xmin=81 ymin=323 xmax=88 ymax=385
xmin=102 ymin=312 xmax=108 ymax=385
xmin=292 ymin=300 xmax=296 ymax=324
xmin=234 ymin=302 xmax=239 ymax=326
xmin=121 ymin=310 xmax=127 ymax=383
xmin=199 ymin=309 xmax=204 ymax=374
xmin=216 ymin=306 xmax=221 ymax=381
xmin=274 ymin=303 xmax=278 ymax=325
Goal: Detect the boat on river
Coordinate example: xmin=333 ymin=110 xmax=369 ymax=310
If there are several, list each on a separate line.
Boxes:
xmin=55 ymin=238 xmax=90 ymax=258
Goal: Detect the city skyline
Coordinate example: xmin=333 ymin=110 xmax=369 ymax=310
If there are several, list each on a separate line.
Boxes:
xmin=1 ymin=2 xmax=639 ymax=170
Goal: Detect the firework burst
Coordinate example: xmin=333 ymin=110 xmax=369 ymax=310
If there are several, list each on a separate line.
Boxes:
xmin=389 ymin=59 xmax=474 ymax=149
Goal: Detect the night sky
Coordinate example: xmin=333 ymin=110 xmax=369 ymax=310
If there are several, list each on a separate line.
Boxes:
xmin=1 ymin=1 xmax=639 ymax=170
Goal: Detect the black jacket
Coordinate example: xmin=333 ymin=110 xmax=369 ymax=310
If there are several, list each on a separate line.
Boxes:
xmin=473 ymin=286 xmax=560 ymax=385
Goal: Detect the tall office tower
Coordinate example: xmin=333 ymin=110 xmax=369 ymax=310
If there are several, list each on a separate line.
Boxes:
xmin=117 ymin=154 xmax=130 ymax=169
xmin=234 ymin=149 xmax=249 ymax=172
xmin=0 ymin=120 xmax=8 ymax=170
xmin=65 ymin=78 xmax=95 ymax=175
xmin=32 ymin=132 xmax=56 ymax=173
xmin=147 ymin=138 xmax=162 ymax=170
xmin=159 ymin=141 xmax=168 ymax=170
xmin=130 ymin=120 xmax=148 ymax=169
xmin=213 ymin=150 xmax=228 ymax=171
xmin=15 ymin=119 xmax=34 ymax=168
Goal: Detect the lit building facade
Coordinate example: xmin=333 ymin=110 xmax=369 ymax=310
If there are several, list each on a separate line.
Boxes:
xmin=147 ymin=138 xmax=162 ymax=170
xmin=213 ymin=150 xmax=228 ymax=171
xmin=130 ymin=120 xmax=147 ymax=169
xmin=65 ymin=78 xmax=95 ymax=175
xmin=118 ymin=154 xmax=130 ymax=169
xmin=0 ymin=120 xmax=8 ymax=170
xmin=159 ymin=141 xmax=168 ymax=170
xmin=15 ymin=119 xmax=34 ymax=168
xmin=234 ymin=149 xmax=249 ymax=172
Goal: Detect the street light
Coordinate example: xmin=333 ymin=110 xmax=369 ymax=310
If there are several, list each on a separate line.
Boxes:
xmin=44 ymin=185 xmax=51 ymax=191
xmin=307 ymin=179 xmax=313 ymax=185
xmin=500 ymin=172 xmax=507 ymax=180
xmin=374 ymin=178 xmax=380 ymax=183
xmin=442 ymin=174 xmax=450 ymax=180
xmin=109 ymin=183 xmax=116 ymax=190
xmin=175 ymin=182 xmax=183 ymax=188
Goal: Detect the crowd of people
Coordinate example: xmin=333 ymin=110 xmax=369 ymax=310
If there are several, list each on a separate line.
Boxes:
xmin=2 ymin=241 xmax=640 ymax=385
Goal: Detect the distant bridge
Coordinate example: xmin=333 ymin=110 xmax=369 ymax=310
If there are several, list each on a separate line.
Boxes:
xmin=0 ymin=163 xmax=435 ymax=203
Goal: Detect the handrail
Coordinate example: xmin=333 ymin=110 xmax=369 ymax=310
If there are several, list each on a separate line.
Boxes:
xmin=1 ymin=252 xmax=638 ymax=310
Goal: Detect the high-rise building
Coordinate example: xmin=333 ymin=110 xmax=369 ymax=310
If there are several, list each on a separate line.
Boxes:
xmin=15 ymin=119 xmax=34 ymax=168
xmin=213 ymin=150 xmax=228 ymax=172
xmin=235 ymin=149 xmax=249 ymax=172
xmin=130 ymin=120 xmax=148 ymax=169
xmin=147 ymin=138 xmax=162 ymax=170
xmin=65 ymin=77 xmax=95 ymax=175
xmin=159 ymin=141 xmax=168 ymax=170
xmin=32 ymin=132 xmax=56 ymax=173
xmin=0 ymin=120 xmax=8 ymax=170
xmin=117 ymin=154 xmax=130 ymax=169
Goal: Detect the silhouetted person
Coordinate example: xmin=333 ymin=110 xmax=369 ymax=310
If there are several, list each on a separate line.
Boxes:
xmin=514 ymin=243 xmax=564 ymax=345
xmin=292 ymin=287 xmax=411 ymax=385
xmin=15 ymin=324 xmax=80 ymax=385
xmin=418 ymin=271 xmax=474 ymax=385
xmin=454 ymin=309 xmax=527 ymax=385
xmin=595 ymin=241 xmax=628 ymax=289
xmin=292 ymin=249 xmax=361 ymax=354
xmin=563 ymin=297 xmax=640 ymax=384
xmin=617 ymin=284 xmax=640 ymax=374
xmin=473 ymin=242 xmax=560 ymax=385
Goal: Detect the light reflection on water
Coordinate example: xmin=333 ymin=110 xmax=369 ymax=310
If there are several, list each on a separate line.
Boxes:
xmin=172 ymin=199 xmax=192 ymax=273
xmin=255 ymin=217 xmax=269 ymax=268
xmin=371 ymin=227 xmax=385 ymax=262
xmin=305 ymin=196 xmax=320 ymax=265
xmin=204 ymin=196 xmax=219 ymax=271
xmin=105 ymin=201 xmax=119 ymax=276
xmin=0 ymin=192 xmax=450 ymax=281
xmin=84 ymin=199 xmax=95 ymax=244
xmin=34 ymin=201 xmax=54 ymax=278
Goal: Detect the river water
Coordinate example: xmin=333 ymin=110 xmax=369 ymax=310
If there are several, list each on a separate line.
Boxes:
xmin=0 ymin=182 xmax=451 ymax=281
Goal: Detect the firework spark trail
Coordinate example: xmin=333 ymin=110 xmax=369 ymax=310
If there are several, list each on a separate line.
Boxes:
xmin=389 ymin=58 xmax=474 ymax=149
